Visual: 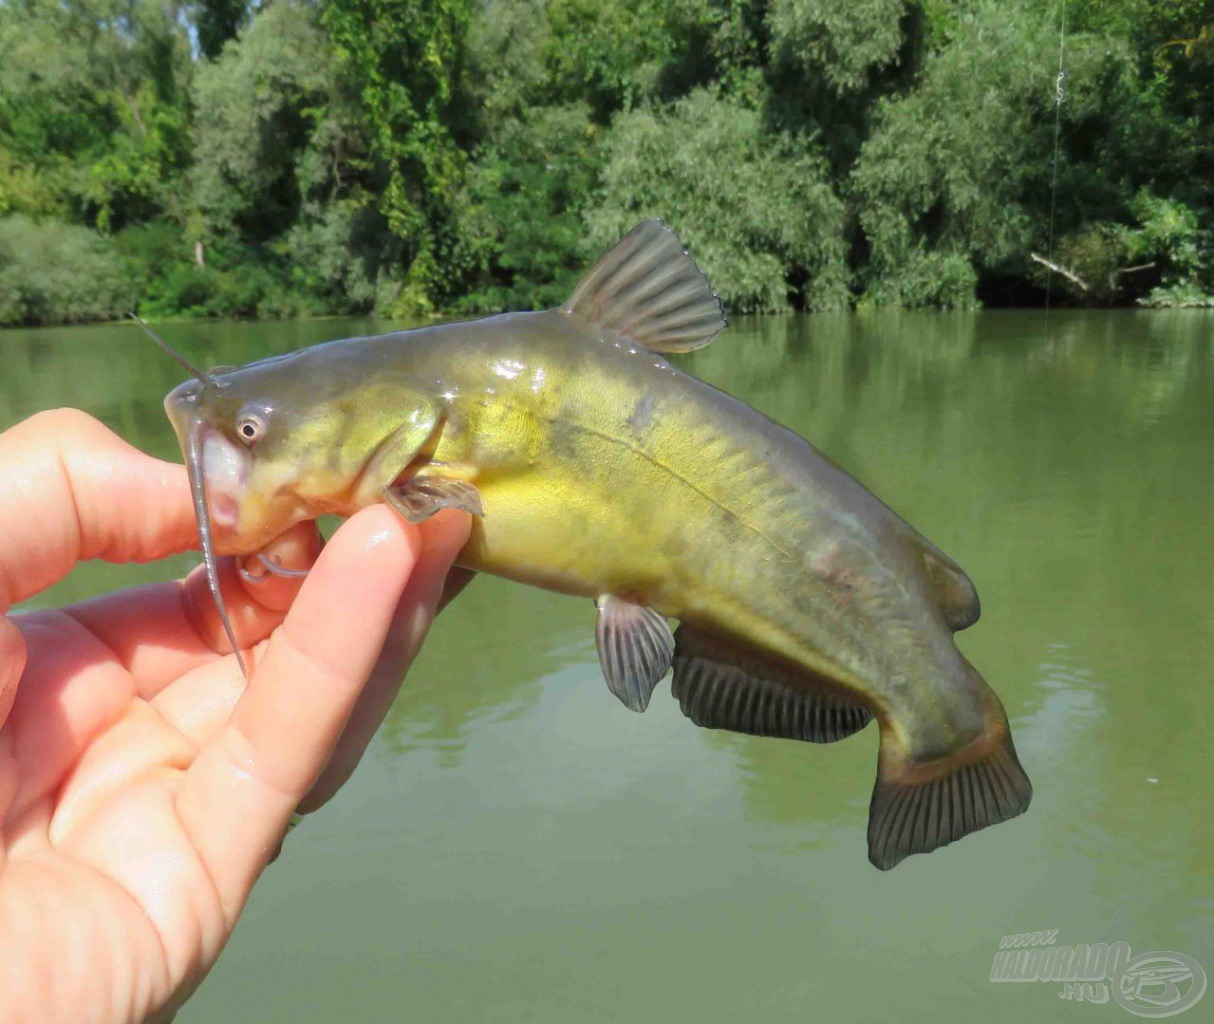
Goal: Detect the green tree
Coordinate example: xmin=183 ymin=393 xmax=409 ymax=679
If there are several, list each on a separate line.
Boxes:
xmin=0 ymin=0 xmax=193 ymax=231
xmin=850 ymin=0 xmax=1156 ymax=307
xmin=769 ymin=0 xmax=909 ymax=95
xmin=321 ymin=0 xmax=475 ymax=312
xmin=454 ymin=104 xmax=603 ymax=311
xmin=0 ymin=0 xmax=1211 ymax=325
xmin=193 ymin=0 xmax=250 ymax=60
xmin=191 ymin=1 xmax=333 ymax=244
xmin=586 ymin=88 xmax=850 ymax=312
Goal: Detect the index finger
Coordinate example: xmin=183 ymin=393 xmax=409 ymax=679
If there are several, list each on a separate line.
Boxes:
xmin=0 ymin=409 xmax=197 ymax=612
xmin=175 ymin=505 xmax=432 ymax=918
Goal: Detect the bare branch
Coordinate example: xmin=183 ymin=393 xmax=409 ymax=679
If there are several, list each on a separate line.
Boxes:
xmin=1030 ymin=252 xmax=1089 ymax=292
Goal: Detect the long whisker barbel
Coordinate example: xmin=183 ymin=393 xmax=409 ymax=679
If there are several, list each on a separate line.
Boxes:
xmin=128 ymin=312 xmax=220 ymax=388
xmin=134 ymin=313 xmax=251 ymax=674
xmin=238 ymin=558 xmax=268 ymax=585
xmin=185 ymin=420 xmax=248 ymax=678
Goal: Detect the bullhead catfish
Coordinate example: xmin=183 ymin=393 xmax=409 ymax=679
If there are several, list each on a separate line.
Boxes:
xmin=153 ymin=220 xmax=1031 ymax=870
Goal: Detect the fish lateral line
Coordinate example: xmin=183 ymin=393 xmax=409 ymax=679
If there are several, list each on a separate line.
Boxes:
xmin=555 ymin=415 xmax=803 ymax=567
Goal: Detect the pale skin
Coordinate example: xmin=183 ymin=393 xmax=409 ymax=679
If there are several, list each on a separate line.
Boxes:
xmin=0 ymin=410 xmax=472 ymax=1023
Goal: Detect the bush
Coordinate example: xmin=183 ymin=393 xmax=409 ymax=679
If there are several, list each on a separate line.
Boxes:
xmin=0 ymin=215 xmax=136 ymax=325
xmin=584 ymin=88 xmax=850 ymax=313
xmin=138 ymin=262 xmax=302 ymax=320
xmin=1046 ymin=191 xmax=1214 ymax=306
xmin=1140 ymin=282 xmax=1214 ymax=308
xmin=113 ymin=221 xmax=195 ymax=294
xmin=859 ymin=248 xmax=978 ymax=310
xmin=850 ymin=0 xmax=1146 ymax=308
xmin=1122 ymin=191 xmax=1213 ymax=307
xmin=279 ymin=200 xmax=383 ymax=313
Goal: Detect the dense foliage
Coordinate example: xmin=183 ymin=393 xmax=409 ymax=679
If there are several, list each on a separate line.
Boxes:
xmin=1 ymin=0 xmax=1211 ymax=325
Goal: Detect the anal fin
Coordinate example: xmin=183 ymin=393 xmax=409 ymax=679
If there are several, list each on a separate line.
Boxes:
xmin=671 ymin=626 xmax=872 ymax=743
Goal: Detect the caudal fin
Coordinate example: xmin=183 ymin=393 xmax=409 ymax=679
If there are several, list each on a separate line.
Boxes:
xmin=867 ymin=705 xmax=1032 ymax=870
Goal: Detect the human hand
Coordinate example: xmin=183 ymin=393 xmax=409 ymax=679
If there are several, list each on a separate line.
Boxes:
xmin=0 ymin=410 xmax=471 ymax=1023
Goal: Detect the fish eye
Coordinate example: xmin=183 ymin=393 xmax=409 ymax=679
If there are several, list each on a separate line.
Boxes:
xmin=236 ymin=409 xmax=267 ymax=446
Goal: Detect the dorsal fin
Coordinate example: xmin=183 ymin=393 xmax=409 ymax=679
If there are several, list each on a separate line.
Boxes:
xmin=566 ymin=220 xmax=726 ymax=353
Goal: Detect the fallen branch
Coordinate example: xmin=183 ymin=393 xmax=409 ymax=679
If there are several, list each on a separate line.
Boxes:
xmin=1030 ymin=252 xmax=1089 ymax=292
xmin=1115 ymin=261 xmax=1156 ymax=276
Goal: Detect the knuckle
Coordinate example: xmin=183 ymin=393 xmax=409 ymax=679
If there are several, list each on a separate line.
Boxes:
xmin=277 ymin=615 xmax=356 ymax=687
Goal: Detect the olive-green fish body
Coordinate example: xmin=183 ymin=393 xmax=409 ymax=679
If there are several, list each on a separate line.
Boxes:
xmin=163 ymin=221 xmax=1031 ymax=870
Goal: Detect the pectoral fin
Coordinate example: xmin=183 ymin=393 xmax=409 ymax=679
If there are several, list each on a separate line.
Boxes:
xmin=384 ymin=477 xmax=484 ymax=524
xmin=595 ymin=595 xmax=675 ymax=712
xmin=671 ymin=626 xmax=872 ymax=743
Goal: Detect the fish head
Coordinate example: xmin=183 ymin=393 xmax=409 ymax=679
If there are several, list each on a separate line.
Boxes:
xmin=145 ymin=315 xmax=439 ymax=677
xmin=164 ymin=350 xmax=407 ymax=556
xmin=166 ymin=373 xmax=302 ymax=556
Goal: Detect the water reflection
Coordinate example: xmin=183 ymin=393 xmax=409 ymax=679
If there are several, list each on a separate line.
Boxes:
xmin=382 ymin=576 xmax=589 ymax=764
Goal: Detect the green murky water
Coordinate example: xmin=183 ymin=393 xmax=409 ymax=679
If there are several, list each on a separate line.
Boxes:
xmin=2 ymin=312 xmax=1211 ymax=1021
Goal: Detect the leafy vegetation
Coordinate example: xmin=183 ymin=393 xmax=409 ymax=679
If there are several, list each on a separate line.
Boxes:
xmin=0 ymin=0 xmax=1211 ymax=325
xmin=585 ymin=88 xmax=850 ymax=312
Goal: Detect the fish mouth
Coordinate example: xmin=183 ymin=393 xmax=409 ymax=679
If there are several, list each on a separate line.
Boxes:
xmin=165 ymin=386 xmax=249 ymax=534
xmin=201 ymin=428 xmax=248 ymax=531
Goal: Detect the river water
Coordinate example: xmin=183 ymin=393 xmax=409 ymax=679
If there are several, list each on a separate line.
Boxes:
xmin=1 ymin=311 xmax=1211 ymax=1021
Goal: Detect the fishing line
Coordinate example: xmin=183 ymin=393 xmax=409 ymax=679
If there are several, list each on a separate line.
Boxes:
xmin=1045 ymin=0 xmax=1068 ymax=314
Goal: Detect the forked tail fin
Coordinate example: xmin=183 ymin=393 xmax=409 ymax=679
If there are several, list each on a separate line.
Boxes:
xmin=867 ymin=695 xmax=1032 ymax=870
